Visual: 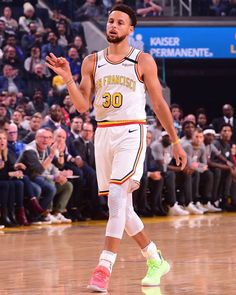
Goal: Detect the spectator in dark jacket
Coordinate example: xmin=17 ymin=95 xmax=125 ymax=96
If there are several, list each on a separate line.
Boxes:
xmin=0 ymin=64 xmax=26 ymax=97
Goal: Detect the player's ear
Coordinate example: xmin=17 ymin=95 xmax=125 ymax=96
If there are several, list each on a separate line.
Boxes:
xmin=129 ymin=26 xmax=134 ymax=34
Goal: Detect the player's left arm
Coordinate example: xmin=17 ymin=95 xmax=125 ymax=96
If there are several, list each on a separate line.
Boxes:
xmin=138 ymin=52 xmax=187 ymax=169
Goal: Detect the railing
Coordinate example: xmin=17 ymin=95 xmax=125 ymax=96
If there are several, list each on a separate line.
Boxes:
xmin=179 ymin=0 xmax=192 ymax=16
xmin=163 ymin=0 xmax=192 ymax=16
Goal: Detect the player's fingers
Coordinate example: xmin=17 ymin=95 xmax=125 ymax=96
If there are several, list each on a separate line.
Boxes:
xmin=49 ymin=52 xmax=58 ymax=62
xmin=45 ymin=61 xmax=55 ymax=70
xmin=180 ymin=154 xmax=187 ymax=170
xmin=46 ymin=56 xmax=56 ymax=66
xmin=175 ymin=155 xmax=180 ymax=167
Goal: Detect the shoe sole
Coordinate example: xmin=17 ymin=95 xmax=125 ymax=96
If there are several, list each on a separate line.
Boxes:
xmin=141 ymin=263 xmax=171 ymax=286
xmin=87 ymin=284 xmax=107 ymax=292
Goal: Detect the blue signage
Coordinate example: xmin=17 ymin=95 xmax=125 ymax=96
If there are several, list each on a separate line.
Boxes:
xmin=129 ymin=27 xmax=236 ymax=59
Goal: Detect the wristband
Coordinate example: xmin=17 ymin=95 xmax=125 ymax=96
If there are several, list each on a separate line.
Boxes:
xmin=172 ymin=138 xmax=180 ymax=145
xmin=66 ymin=78 xmax=74 ymax=86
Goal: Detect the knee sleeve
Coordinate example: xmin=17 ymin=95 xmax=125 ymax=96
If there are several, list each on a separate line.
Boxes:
xmin=125 ymin=193 xmax=144 ymax=237
xmin=106 ymin=183 xmax=127 ymax=239
xmin=128 ymin=179 xmax=140 ymax=193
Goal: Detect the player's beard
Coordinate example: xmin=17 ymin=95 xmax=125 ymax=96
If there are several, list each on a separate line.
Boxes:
xmin=106 ymin=33 xmax=126 ymax=44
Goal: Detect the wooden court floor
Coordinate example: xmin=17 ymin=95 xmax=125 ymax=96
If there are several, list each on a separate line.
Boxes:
xmin=0 ymin=213 xmax=236 ymax=295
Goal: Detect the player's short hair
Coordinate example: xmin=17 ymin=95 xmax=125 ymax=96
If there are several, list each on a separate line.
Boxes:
xmin=109 ymin=4 xmax=137 ymax=27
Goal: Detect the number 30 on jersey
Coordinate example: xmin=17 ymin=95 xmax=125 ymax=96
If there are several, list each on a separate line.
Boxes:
xmin=102 ymin=92 xmax=123 ymax=108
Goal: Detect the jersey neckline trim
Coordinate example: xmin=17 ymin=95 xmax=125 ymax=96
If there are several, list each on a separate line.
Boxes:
xmin=103 ymin=47 xmax=135 ymax=65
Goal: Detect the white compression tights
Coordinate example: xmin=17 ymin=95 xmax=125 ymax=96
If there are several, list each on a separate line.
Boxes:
xmin=106 ymin=181 xmax=144 ymax=239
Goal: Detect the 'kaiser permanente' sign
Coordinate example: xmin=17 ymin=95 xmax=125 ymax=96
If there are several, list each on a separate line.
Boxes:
xmin=130 ymin=27 xmax=236 ymax=59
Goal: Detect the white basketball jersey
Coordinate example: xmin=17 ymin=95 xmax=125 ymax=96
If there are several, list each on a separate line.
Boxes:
xmin=94 ymin=47 xmax=146 ymax=122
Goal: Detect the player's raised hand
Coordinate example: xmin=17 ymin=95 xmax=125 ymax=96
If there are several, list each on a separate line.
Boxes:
xmin=172 ymin=143 xmax=187 ymax=170
xmin=45 ymin=53 xmax=72 ymax=81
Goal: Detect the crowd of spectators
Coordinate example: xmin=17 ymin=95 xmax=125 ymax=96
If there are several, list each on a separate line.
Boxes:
xmin=0 ymin=1 xmax=235 ymax=229
xmin=196 ymin=0 xmax=236 ymax=16
xmin=140 ymin=103 xmax=236 ymax=217
xmin=43 ymin=0 xmax=236 ymax=18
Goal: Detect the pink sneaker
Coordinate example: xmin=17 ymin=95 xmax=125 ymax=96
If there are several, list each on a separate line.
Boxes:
xmin=87 ymin=265 xmax=110 ymax=292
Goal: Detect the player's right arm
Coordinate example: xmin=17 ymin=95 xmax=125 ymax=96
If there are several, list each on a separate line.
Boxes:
xmin=46 ymin=53 xmax=95 ymax=113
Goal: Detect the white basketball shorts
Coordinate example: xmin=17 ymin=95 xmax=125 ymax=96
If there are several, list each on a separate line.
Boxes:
xmin=94 ymin=123 xmax=147 ymax=196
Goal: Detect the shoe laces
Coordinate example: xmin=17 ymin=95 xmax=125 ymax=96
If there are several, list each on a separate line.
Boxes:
xmin=93 ymin=268 xmax=109 ymax=281
xmin=146 ymin=260 xmax=162 ymax=277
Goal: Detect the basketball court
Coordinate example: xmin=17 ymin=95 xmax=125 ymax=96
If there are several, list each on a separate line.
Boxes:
xmin=1 ymin=213 xmax=235 ymax=294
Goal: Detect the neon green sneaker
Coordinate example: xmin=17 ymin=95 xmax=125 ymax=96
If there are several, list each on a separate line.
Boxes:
xmin=141 ymin=252 xmax=170 ymax=286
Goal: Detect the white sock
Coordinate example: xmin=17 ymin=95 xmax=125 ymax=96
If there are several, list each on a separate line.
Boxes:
xmin=141 ymin=241 xmax=162 ymax=261
xmin=98 ymin=250 xmax=117 ymax=272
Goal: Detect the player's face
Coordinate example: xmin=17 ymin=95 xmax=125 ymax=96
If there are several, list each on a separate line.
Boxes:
xmin=106 ymin=11 xmax=133 ymax=44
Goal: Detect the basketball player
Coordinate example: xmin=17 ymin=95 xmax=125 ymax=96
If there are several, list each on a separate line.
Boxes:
xmin=46 ymin=4 xmax=187 ymax=293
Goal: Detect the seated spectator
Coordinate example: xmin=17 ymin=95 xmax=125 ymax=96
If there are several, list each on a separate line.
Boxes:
xmin=18 ymin=128 xmax=73 ymax=223
xmin=7 ymin=122 xmax=25 ymax=158
xmin=184 ymin=113 xmax=196 ymax=125
xmin=212 ymin=104 xmax=236 ymax=143
xmin=0 ymin=19 xmax=7 ymax=48
xmin=0 ymin=116 xmax=10 ymax=132
xmin=22 ymin=112 xmax=42 ymax=144
xmin=61 ymin=92 xmax=77 ymax=127
xmin=42 ymin=31 xmax=65 ymax=59
xmin=213 ymin=123 xmax=236 ymax=209
xmin=151 ymin=131 xmax=190 ymax=216
xmin=66 ymin=46 xmax=82 ymax=83
xmin=208 ymin=0 xmax=228 ymax=16
xmin=136 ymin=0 xmax=163 ymax=17
xmin=189 ymin=128 xmax=220 ymax=212
xmin=0 ymin=64 xmax=26 ymax=98
xmin=228 ymin=0 xmax=236 ymax=15
xmin=69 ymin=122 xmax=108 ymax=219
xmin=27 ymin=63 xmax=51 ymax=98
xmin=75 ymin=0 xmax=103 ymax=19
xmin=5 ymin=35 xmax=24 ymax=61
xmin=67 ymin=116 xmax=84 ymax=148
xmin=42 ymin=104 xmax=68 ymax=132
xmin=203 ymin=127 xmax=233 ymax=208
xmin=0 ymin=130 xmax=29 ymax=227
xmin=6 ymin=91 xmax=17 ymax=116
xmin=52 ymin=127 xmax=86 ymax=221
xmin=18 ymin=2 xmax=44 ymax=34
xmin=147 ymin=116 xmax=162 ymax=143
xmin=21 ymin=21 xmax=40 ymax=54
xmin=70 ymin=35 xmax=88 ymax=61
xmin=170 ymin=103 xmax=182 ymax=136
xmin=232 ymin=143 xmax=236 ymax=165
xmin=0 ymin=103 xmax=8 ymax=119
xmin=27 ymin=89 xmax=49 ymax=118
xmin=56 ymin=21 xmax=72 ymax=49
xmin=47 ymin=8 xmax=71 ymax=33
xmin=134 ymin=131 xmax=165 ymax=217
xmin=196 ymin=112 xmax=208 ymax=130
xmin=2 ymin=46 xmax=23 ymax=73
xmin=24 ymin=46 xmax=50 ymax=77
xmin=11 ymin=110 xmax=28 ymax=140
xmin=0 ymin=6 xmax=18 ymax=32
xmin=180 ymin=120 xmax=196 ymax=146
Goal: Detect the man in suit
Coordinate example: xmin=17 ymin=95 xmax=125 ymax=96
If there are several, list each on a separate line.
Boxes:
xmin=42 ymin=104 xmax=68 ymax=133
xmin=71 ymin=121 xmax=95 ymax=169
xmin=69 ymin=122 xmax=107 ymax=219
xmin=212 ymin=104 xmax=236 ymax=143
xmin=67 ymin=116 xmax=84 ymax=152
